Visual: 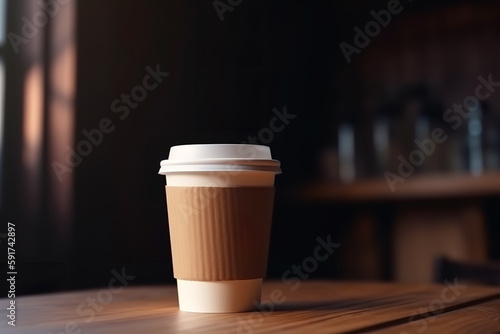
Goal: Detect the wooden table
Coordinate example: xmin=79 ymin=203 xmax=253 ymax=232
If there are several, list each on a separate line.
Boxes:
xmin=2 ymin=281 xmax=500 ymax=333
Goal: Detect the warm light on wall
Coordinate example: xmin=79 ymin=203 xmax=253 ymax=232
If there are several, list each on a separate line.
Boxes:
xmin=47 ymin=0 xmax=76 ymax=256
xmin=22 ymin=64 xmax=44 ymax=218
xmin=23 ymin=64 xmax=44 ymax=174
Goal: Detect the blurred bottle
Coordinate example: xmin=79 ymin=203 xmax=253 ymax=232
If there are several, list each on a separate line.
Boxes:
xmin=373 ymin=102 xmax=400 ymax=174
xmin=446 ymin=101 xmax=499 ymax=174
xmin=464 ymin=102 xmax=484 ymax=175
xmin=414 ymin=87 xmax=447 ymax=174
xmin=482 ymin=103 xmax=500 ymax=171
xmin=457 ymin=101 xmax=500 ymax=174
xmin=373 ymin=84 xmax=446 ymax=176
xmin=321 ymin=107 xmax=365 ymax=183
xmin=338 ymin=119 xmax=356 ymax=183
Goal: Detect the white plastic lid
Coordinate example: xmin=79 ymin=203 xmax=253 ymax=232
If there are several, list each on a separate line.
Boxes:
xmin=159 ymin=144 xmax=281 ymax=174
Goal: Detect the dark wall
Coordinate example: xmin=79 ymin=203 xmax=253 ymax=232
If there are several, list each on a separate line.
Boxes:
xmin=70 ymin=0 xmax=337 ymax=289
xmin=69 ymin=0 xmax=500 ymax=289
xmin=4 ymin=0 xmax=500 ymax=294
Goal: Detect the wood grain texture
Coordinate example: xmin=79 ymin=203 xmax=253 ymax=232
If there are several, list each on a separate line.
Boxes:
xmin=0 ymin=281 xmax=499 ymax=334
xmin=384 ymin=298 xmax=500 ymax=334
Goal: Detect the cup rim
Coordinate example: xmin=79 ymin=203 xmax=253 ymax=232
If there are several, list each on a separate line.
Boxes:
xmin=158 ymin=159 xmax=281 ymax=174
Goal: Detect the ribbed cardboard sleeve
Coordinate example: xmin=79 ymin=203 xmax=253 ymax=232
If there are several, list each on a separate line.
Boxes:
xmin=166 ymin=186 xmax=275 ymax=281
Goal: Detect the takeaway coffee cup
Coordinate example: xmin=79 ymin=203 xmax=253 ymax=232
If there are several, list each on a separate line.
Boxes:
xmin=158 ymin=144 xmax=281 ymax=313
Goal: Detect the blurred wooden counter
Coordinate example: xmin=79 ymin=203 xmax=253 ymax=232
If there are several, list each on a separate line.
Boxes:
xmin=300 ymin=172 xmax=500 ymax=202
xmin=298 ymin=172 xmax=500 ymax=283
xmin=2 ymin=281 xmax=499 ymax=333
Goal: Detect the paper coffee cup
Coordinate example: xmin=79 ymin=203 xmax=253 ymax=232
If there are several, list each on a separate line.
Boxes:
xmin=159 ymin=144 xmax=281 ymax=313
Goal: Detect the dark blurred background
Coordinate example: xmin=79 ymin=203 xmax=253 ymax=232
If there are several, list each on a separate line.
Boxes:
xmin=2 ymin=0 xmax=500 ymax=295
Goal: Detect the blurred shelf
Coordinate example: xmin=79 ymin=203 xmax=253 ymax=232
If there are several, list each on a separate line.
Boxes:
xmin=299 ymin=172 xmax=500 ymax=202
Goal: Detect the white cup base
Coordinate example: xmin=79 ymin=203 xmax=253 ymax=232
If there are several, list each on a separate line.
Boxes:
xmin=176 ymin=278 xmax=262 ymax=313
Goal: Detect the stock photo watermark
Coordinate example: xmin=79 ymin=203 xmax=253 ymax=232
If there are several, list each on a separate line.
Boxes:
xmin=5 ymin=223 xmax=17 ymax=327
xmin=396 ymin=275 xmax=500 ymax=333
xmin=213 ymin=0 xmax=243 ymax=22
xmin=48 ymin=267 xmax=135 ymax=334
xmin=339 ymin=0 xmax=412 ymax=64
xmin=399 ymin=280 xmax=500 ymax=333
xmin=385 ymin=74 xmax=500 ymax=192
xmin=178 ymin=105 xmax=296 ymax=223
xmin=241 ymin=106 xmax=297 ymax=146
xmin=51 ymin=64 xmax=170 ymax=182
xmin=399 ymin=277 xmax=467 ymax=334
xmin=8 ymin=0 xmax=71 ymax=54
xmin=235 ymin=235 xmax=340 ymax=334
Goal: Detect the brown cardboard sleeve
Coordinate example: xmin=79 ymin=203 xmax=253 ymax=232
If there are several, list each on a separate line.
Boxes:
xmin=166 ymin=186 xmax=275 ymax=281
